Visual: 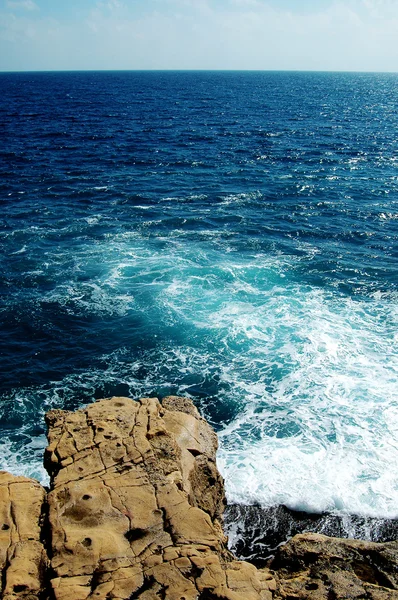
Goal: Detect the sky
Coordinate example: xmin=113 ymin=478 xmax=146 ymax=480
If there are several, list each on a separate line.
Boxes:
xmin=1 ymin=0 xmax=398 ymax=72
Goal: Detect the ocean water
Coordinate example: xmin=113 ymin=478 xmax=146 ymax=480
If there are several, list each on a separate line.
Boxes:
xmin=0 ymin=71 xmax=397 ymax=519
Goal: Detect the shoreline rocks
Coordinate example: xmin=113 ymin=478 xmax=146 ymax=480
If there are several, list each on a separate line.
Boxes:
xmin=1 ymin=396 xmax=275 ymax=599
xmin=0 ymin=395 xmax=397 ymax=599
xmin=271 ymin=532 xmax=398 ymax=599
xmin=225 ymin=504 xmax=398 ymax=567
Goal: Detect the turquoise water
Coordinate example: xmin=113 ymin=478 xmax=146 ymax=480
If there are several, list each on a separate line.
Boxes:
xmin=0 ymin=71 xmax=397 ymax=517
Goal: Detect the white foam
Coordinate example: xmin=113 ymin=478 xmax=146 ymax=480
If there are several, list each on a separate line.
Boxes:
xmin=85 ymin=215 xmax=102 ymax=225
xmin=213 ymin=285 xmax=398 ymax=517
xmin=219 ymin=191 xmax=262 ymax=206
xmin=3 ymin=227 xmax=397 ymax=517
xmin=41 ymin=281 xmax=135 ymax=317
xmin=218 ymin=434 xmax=398 ymax=517
xmin=0 ymin=435 xmax=50 ymax=486
xmin=10 ymin=245 xmax=27 ymax=255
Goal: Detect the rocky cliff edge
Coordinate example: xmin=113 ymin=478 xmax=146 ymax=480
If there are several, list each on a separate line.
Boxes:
xmin=0 ymin=396 xmax=397 ymax=600
xmin=0 ymin=396 xmax=274 ymax=600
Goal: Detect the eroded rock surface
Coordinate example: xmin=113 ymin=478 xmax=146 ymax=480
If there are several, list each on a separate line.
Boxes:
xmin=0 ymin=471 xmax=48 ymax=599
xmin=44 ymin=395 xmax=275 ymax=599
xmin=2 ymin=395 xmax=398 ymax=600
xmin=271 ymin=532 xmax=398 ymax=599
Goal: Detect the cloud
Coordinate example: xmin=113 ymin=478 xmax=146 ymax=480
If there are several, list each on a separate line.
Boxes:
xmin=1 ymin=0 xmax=398 ymax=71
xmin=6 ymin=0 xmax=38 ymax=10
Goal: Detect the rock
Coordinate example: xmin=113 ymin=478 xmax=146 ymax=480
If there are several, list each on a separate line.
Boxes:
xmin=225 ymin=504 xmax=398 ymax=567
xmin=0 ymin=471 xmax=48 ymax=599
xmin=44 ymin=395 xmax=275 ymax=599
xmin=1 ymin=394 xmax=398 ymax=599
xmin=270 ymin=532 xmax=398 ymax=599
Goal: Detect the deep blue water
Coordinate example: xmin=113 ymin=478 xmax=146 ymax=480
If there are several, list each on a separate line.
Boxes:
xmin=0 ymin=71 xmax=397 ymax=516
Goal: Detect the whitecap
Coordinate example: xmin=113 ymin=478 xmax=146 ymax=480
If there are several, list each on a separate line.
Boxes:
xmin=10 ymin=245 xmax=27 ymax=255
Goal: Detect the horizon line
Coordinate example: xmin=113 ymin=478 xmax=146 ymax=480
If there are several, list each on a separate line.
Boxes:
xmin=1 ymin=68 xmax=398 ymax=75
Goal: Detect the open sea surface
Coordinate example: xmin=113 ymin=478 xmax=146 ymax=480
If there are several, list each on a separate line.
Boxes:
xmin=0 ymin=71 xmax=397 ymax=521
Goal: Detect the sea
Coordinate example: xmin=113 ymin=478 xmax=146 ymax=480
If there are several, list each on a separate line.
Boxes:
xmin=0 ymin=71 xmax=397 ymax=525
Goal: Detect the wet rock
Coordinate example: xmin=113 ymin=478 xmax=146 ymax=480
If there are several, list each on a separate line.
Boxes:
xmin=270 ymin=532 xmax=398 ymax=599
xmin=225 ymin=504 xmax=398 ymax=567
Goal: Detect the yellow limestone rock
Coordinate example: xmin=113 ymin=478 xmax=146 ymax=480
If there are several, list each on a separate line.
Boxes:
xmin=3 ymin=394 xmax=398 ymax=600
xmin=0 ymin=471 xmax=48 ymax=599
xmin=44 ymin=395 xmax=275 ymax=599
